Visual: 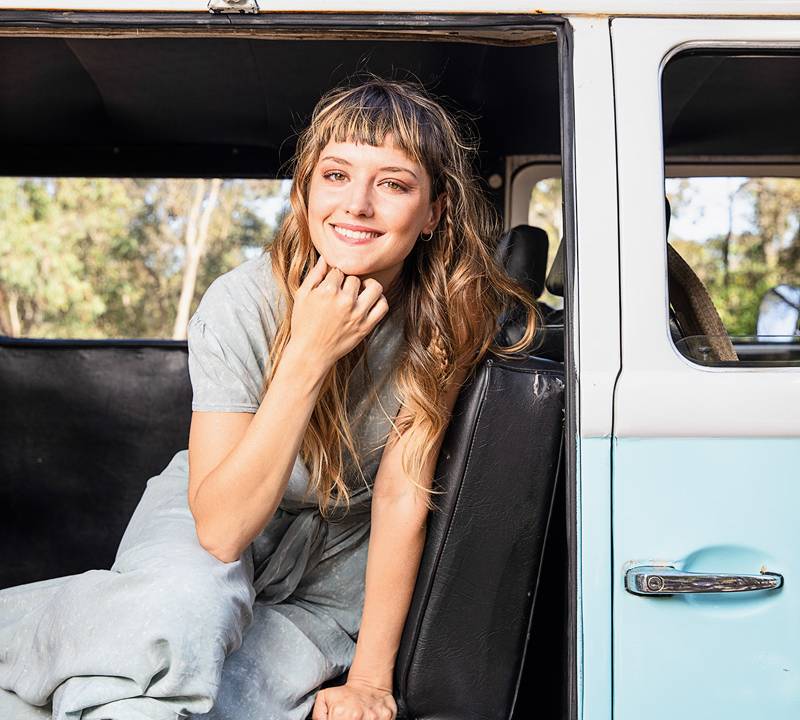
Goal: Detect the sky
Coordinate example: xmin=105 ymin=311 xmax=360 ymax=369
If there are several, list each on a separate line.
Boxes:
xmin=666 ymin=176 xmax=755 ymax=244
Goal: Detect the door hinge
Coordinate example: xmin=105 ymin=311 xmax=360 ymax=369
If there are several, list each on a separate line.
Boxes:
xmin=208 ymin=0 xmax=259 ymax=13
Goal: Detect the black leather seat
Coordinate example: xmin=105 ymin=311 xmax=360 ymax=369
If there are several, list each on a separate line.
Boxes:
xmin=495 ymin=224 xmax=564 ymax=362
xmin=394 ymin=354 xmax=564 ymax=719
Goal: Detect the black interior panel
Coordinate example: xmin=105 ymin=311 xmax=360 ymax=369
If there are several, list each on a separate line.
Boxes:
xmin=0 ymin=36 xmax=561 ymax=177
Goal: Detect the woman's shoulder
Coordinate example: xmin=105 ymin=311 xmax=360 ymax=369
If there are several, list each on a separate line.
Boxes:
xmin=187 ymin=250 xmax=282 ymax=412
xmin=195 ymin=250 xmax=282 ymax=323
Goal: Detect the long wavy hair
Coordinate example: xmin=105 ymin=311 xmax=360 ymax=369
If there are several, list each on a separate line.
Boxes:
xmin=260 ymin=77 xmax=539 ymax=515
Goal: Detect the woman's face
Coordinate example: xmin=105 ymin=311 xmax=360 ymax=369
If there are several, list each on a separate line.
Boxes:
xmin=307 ymin=134 xmax=442 ymax=291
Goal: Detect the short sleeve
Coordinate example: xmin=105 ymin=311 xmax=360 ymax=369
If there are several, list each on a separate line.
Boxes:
xmin=187 ymin=255 xmax=279 ymax=413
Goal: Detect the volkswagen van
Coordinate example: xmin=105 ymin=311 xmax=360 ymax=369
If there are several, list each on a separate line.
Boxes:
xmin=1 ymin=2 xmax=799 ymax=719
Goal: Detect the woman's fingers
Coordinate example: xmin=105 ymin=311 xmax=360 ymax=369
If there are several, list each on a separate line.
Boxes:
xmin=321 ymin=266 xmax=345 ymax=291
xmin=311 ymin=690 xmax=329 ymax=720
xmin=291 ymin=261 xmax=389 ymax=366
xmin=363 ymin=293 xmax=390 ymax=329
xmin=355 ymin=278 xmax=384 ymax=316
xmin=342 ymin=274 xmax=361 ymax=301
xmin=301 ymin=255 xmax=328 ymax=292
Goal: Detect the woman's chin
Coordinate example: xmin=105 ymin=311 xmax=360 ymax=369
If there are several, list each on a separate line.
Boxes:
xmin=325 ymin=255 xmax=374 ymax=278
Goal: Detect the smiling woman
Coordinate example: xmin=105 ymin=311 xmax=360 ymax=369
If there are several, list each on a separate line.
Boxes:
xmin=0 ymin=77 xmax=540 ymax=720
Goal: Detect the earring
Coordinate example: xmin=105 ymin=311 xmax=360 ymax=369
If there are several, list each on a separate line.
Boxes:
xmin=420 ymin=231 xmax=434 ymax=243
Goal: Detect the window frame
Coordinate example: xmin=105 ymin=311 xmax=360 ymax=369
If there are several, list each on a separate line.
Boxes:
xmin=505 ymin=155 xmax=561 ymax=230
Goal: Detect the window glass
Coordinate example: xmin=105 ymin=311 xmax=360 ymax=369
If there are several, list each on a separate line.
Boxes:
xmin=666 ymin=176 xmax=800 ymax=340
xmin=528 ymin=177 xmax=563 ymax=313
xmin=0 ymin=177 xmax=290 ymax=339
xmin=662 ymin=51 xmax=800 ymax=367
xmin=665 ymin=175 xmax=800 ymax=365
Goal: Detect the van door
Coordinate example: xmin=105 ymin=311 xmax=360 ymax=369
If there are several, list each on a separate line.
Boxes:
xmin=611 ymin=18 xmax=800 ymax=718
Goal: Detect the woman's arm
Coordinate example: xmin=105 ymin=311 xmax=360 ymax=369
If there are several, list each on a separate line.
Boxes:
xmin=188 ymin=341 xmax=328 ymax=563
xmin=313 ymin=364 xmax=469 ymax=719
xmin=189 ymin=258 xmax=388 ymax=563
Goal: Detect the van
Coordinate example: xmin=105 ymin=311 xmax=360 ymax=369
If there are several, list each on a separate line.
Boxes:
xmin=0 ymin=3 xmax=798 ymax=719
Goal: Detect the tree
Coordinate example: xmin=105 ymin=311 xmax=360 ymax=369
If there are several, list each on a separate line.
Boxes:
xmin=668 ymin=177 xmax=800 ymax=336
xmin=0 ymin=177 xmax=287 ymax=339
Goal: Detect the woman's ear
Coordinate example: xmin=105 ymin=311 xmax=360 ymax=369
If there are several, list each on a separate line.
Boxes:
xmin=423 ymin=193 xmax=446 ymax=234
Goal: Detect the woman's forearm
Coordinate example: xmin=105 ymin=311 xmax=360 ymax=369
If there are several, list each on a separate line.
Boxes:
xmin=347 ymin=366 xmax=468 ymax=691
xmin=190 ymin=341 xmax=328 ymax=562
xmin=347 ymin=493 xmax=429 ymax=691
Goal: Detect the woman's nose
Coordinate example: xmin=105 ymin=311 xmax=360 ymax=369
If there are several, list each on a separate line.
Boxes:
xmin=345 ymin=180 xmax=374 ymax=217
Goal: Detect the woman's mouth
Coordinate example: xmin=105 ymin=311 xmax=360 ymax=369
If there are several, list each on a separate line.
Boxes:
xmin=330 ymin=224 xmax=384 ymax=245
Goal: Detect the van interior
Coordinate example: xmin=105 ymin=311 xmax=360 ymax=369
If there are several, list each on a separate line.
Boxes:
xmin=0 ymin=26 xmax=571 ymax=720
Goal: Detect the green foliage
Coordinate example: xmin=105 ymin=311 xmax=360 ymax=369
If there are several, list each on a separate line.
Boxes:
xmin=0 ymin=178 xmax=287 ymax=338
xmin=668 ymin=177 xmax=800 ymax=337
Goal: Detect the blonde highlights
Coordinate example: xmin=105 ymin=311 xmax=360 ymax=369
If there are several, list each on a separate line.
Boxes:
xmin=261 ymin=78 xmax=538 ymax=515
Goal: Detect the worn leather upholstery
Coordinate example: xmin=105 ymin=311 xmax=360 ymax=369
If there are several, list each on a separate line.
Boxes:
xmin=394 ymin=354 xmax=565 ymax=720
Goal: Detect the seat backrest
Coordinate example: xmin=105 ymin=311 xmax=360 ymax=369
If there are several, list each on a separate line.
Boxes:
xmin=394 ymin=354 xmax=565 ymax=720
xmin=0 ymin=337 xmax=191 ymax=588
xmin=494 ymin=225 xmax=549 ymax=300
xmin=494 ymin=224 xmax=564 ymax=362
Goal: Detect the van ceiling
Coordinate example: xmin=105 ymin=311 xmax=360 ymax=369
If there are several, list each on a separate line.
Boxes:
xmin=0 ymin=36 xmax=560 ymax=177
xmin=663 ymin=53 xmax=800 ymax=158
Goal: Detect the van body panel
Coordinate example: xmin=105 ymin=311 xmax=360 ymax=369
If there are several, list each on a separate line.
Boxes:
xmin=613 ymin=437 xmax=800 ymax=716
xmin=612 ymin=17 xmax=800 ymax=718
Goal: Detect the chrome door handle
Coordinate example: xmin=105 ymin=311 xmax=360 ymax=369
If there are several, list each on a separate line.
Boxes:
xmin=625 ymin=565 xmax=784 ymax=595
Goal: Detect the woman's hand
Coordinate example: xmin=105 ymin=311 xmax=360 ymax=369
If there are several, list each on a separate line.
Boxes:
xmin=289 ymin=255 xmax=389 ymax=371
xmin=311 ymin=679 xmax=397 ymax=720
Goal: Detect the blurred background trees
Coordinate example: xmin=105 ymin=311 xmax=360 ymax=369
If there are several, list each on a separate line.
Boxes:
xmin=0 ymin=177 xmax=288 ymax=339
xmin=667 ymin=177 xmax=800 ymax=336
xmin=2 ymin=173 xmax=798 ymax=340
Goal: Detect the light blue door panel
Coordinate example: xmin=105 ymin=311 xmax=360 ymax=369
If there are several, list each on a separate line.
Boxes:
xmin=613 ymin=437 xmax=800 ymax=718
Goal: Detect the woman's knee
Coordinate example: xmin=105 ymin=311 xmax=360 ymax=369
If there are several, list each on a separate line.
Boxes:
xmin=147 ymin=563 xmax=256 ymax=638
xmin=193 ymin=603 xmax=345 ymax=720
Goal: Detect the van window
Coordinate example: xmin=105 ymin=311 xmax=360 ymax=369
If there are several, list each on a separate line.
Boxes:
xmin=662 ymin=52 xmax=800 ymax=366
xmin=0 ymin=177 xmax=289 ymax=339
xmin=509 ymin=163 xmax=563 ymax=313
xmin=529 ymin=176 xmax=564 ymax=313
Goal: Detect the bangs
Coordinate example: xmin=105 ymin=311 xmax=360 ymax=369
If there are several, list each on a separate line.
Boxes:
xmin=314 ymin=84 xmax=441 ymax=174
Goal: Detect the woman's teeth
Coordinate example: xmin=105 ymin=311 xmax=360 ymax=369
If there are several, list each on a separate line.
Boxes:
xmin=334 ymin=225 xmax=381 ymax=240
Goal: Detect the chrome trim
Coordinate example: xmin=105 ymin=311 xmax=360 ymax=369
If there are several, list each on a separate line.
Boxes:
xmin=208 ymin=0 xmax=259 ymax=13
xmin=625 ymin=565 xmax=784 ymax=595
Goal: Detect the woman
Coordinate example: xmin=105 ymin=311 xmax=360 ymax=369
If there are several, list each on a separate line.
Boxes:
xmin=0 ymin=78 xmax=538 ymax=720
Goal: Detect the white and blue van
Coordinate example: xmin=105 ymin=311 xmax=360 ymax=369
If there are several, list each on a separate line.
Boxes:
xmin=0 ymin=2 xmax=798 ymax=719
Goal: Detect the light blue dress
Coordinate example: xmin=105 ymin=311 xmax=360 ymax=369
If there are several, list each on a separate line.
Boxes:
xmin=0 ymin=251 xmax=407 ymax=720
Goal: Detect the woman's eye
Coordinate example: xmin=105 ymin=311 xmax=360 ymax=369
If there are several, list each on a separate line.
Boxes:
xmin=382 ymin=180 xmax=407 ymax=192
xmin=323 ymin=171 xmax=346 ymax=182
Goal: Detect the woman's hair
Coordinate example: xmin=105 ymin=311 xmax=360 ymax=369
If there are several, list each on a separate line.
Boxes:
xmin=261 ymin=77 xmax=539 ymax=515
